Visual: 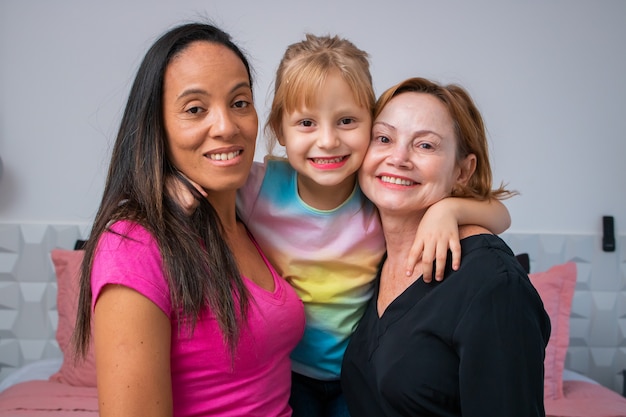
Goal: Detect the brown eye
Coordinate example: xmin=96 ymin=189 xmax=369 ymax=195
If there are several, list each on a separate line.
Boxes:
xmin=233 ymin=100 xmax=250 ymax=109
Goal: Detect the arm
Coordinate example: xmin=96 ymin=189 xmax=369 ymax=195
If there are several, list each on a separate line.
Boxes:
xmin=407 ymin=197 xmax=511 ymax=282
xmin=94 ymin=285 xmax=173 ymax=417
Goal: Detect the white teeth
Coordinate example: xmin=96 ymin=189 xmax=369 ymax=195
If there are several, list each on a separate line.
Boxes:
xmin=313 ymin=156 xmax=344 ymax=164
xmin=380 ymin=175 xmax=414 ymax=186
xmin=208 ymin=150 xmax=241 ymax=161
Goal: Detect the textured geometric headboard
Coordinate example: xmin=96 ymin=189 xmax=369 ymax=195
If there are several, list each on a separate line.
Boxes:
xmin=0 ymin=223 xmax=624 ymax=395
xmin=0 ymin=223 xmax=89 ymax=382
xmin=501 ymin=232 xmax=626 ymax=395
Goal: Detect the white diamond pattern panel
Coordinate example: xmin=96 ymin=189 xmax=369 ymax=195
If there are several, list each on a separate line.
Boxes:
xmin=0 ymin=223 xmax=88 ymax=383
xmin=502 ymin=233 xmax=626 ymax=395
xmin=0 ymin=225 xmax=624 ymax=395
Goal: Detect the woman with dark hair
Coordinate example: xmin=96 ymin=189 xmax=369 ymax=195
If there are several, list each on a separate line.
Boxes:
xmin=341 ymin=77 xmax=550 ymax=417
xmin=73 ymin=22 xmax=305 ymax=417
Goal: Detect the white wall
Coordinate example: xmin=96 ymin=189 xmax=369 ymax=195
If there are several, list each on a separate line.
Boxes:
xmin=0 ymin=0 xmax=624 ymax=235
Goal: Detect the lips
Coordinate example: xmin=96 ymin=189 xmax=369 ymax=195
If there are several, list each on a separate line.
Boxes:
xmin=310 ymin=155 xmax=347 ymax=164
xmin=206 ymin=150 xmax=242 ymax=161
xmin=380 ymin=175 xmax=415 ymax=186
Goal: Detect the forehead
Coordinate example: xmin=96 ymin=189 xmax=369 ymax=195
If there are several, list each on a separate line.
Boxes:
xmin=165 ymin=41 xmax=248 ymax=84
xmin=284 ymin=68 xmax=369 ymax=113
xmin=376 ymin=92 xmax=454 ymax=134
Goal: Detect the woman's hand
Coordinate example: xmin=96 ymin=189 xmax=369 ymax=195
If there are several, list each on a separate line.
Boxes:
xmin=165 ymin=174 xmax=206 ymax=215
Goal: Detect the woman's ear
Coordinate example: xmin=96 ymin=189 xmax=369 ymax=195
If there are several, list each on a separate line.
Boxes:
xmin=456 ymin=153 xmax=477 ymax=186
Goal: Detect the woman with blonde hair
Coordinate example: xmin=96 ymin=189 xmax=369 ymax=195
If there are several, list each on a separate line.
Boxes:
xmin=341 ymin=77 xmax=550 ymax=417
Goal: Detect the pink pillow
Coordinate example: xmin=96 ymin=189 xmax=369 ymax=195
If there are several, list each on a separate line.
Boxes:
xmin=528 ymin=262 xmax=577 ymax=400
xmin=49 ymin=249 xmax=97 ymax=387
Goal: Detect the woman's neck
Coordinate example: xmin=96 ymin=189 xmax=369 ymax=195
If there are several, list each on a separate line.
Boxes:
xmin=379 ymin=211 xmax=424 ymax=266
xmin=376 ymin=211 xmax=428 ymax=317
xmin=206 ymin=190 xmax=238 ymax=231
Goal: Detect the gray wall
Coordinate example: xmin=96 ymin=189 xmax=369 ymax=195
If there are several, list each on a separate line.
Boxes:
xmin=0 ymin=0 xmax=625 ymax=234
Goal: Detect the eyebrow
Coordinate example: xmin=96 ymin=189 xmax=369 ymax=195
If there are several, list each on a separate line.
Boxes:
xmin=176 ymin=81 xmax=251 ymax=100
xmin=373 ymin=121 xmax=443 ymax=139
xmin=373 ymin=121 xmax=395 ymax=130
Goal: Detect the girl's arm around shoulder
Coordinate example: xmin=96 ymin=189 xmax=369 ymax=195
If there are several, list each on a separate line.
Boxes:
xmin=94 ymin=285 xmax=173 ymax=417
xmin=406 ymin=198 xmax=511 ymax=282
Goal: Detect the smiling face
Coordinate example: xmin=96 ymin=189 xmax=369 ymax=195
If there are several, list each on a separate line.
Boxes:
xmin=163 ymin=41 xmax=258 ymax=199
xmin=359 ymin=91 xmax=475 ymax=217
xmin=279 ymin=70 xmax=372 ymax=206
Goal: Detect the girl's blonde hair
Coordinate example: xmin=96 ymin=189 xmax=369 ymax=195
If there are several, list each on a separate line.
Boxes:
xmin=265 ymin=33 xmax=375 ymax=156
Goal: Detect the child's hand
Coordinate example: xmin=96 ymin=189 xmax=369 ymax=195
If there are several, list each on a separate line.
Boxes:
xmin=165 ymin=174 xmax=205 ymax=215
xmin=405 ymin=199 xmax=462 ymax=283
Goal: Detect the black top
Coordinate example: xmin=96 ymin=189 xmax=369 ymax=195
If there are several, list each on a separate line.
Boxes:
xmin=341 ymin=234 xmax=550 ymax=417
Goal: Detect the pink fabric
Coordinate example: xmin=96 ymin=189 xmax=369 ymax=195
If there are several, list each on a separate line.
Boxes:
xmin=91 ymin=221 xmax=305 ymax=417
xmin=48 ymin=249 xmax=97 ymax=387
xmin=528 ymin=262 xmax=577 ymax=400
xmin=0 ymin=379 xmax=98 ymax=416
xmin=545 ymin=380 xmax=626 ymax=417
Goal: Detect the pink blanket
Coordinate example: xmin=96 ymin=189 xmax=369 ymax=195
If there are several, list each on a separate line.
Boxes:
xmin=0 ymin=380 xmax=97 ymax=416
xmin=546 ymin=381 xmax=626 ymax=417
xmin=1 ymin=378 xmax=625 ymax=416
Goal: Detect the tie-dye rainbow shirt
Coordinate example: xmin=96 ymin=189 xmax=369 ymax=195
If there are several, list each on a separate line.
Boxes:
xmin=237 ymin=159 xmax=385 ymax=380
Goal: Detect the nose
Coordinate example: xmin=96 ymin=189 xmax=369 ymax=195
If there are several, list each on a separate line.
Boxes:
xmin=388 ymin=143 xmax=412 ymax=168
xmin=316 ymin=125 xmax=340 ymax=150
xmin=208 ymin=105 xmax=239 ymax=140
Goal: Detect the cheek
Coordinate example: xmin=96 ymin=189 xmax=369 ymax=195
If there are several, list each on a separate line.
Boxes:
xmin=167 ymin=148 xmax=194 ymax=174
xmin=284 ymin=145 xmax=305 ymax=167
xmin=357 ymin=153 xmax=378 ymax=183
xmin=350 ymin=127 xmax=372 ymax=152
xmin=428 ymin=160 xmax=459 ymax=192
xmin=282 ymin=133 xmax=307 ymax=156
xmin=165 ymin=132 xmax=200 ymax=172
xmin=354 ymin=139 xmax=371 ymax=158
xmin=165 ymin=118 xmax=202 ymax=150
xmin=242 ymin=112 xmax=259 ymax=140
xmin=241 ymin=122 xmax=259 ymax=150
xmin=166 ymin=138 xmax=192 ymax=161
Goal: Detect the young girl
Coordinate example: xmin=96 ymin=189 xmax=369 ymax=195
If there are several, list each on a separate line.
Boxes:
xmin=174 ymin=34 xmax=511 ymax=417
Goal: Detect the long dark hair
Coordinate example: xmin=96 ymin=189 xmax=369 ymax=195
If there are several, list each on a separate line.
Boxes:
xmin=73 ymin=22 xmax=254 ymax=358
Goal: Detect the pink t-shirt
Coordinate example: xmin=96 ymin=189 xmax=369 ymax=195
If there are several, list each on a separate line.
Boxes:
xmin=91 ymin=220 xmax=305 ymax=417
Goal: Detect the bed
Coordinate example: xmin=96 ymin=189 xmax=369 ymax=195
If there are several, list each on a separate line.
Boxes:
xmin=0 ymin=358 xmax=97 ymax=416
xmin=0 ymin=248 xmax=97 ymax=417
xmin=0 ymin=250 xmax=625 ymax=416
